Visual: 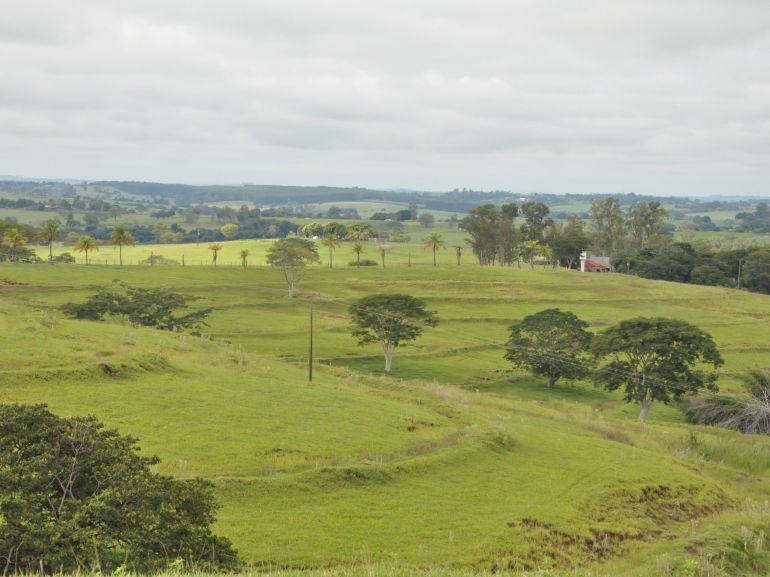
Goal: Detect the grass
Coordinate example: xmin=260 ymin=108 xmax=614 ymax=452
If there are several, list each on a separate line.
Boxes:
xmin=2 ymin=261 xmax=770 ymax=575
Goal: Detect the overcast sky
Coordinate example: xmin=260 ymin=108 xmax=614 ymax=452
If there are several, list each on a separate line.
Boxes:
xmin=1 ymin=0 xmax=769 ymax=195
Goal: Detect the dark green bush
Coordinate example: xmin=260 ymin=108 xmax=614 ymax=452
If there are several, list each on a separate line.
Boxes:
xmin=0 ymin=404 xmax=240 ymax=574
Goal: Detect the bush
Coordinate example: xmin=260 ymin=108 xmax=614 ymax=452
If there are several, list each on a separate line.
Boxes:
xmin=52 ymin=252 xmax=76 ymax=263
xmin=140 ymin=254 xmax=180 ymax=265
xmin=349 ymin=259 xmax=379 ymax=267
xmin=61 ymin=283 xmax=211 ymax=331
xmin=0 ymin=404 xmax=240 ymax=574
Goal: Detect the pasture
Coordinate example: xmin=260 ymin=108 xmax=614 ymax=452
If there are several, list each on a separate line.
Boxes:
xmin=2 ymin=261 xmax=770 ymax=575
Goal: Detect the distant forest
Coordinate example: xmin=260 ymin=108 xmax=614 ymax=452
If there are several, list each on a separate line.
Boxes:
xmin=0 ymin=180 xmax=755 ymax=214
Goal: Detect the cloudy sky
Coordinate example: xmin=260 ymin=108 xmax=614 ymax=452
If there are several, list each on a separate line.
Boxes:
xmin=1 ymin=0 xmax=769 ymax=195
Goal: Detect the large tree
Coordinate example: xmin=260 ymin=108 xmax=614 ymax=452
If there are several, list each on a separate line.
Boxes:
xmin=519 ymin=201 xmax=552 ymax=243
xmin=626 ymin=201 xmax=668 ymax=250
xmin=110 ymin=224 xmax=135 ymax=266
xmin=590 ymin=198 xmax=625 ymax=256
xmin=551 ymin=216 xmax=590 ymax=269
xmin=505 ymin=309 xmax=592 ymax=389
xmin=0 ymin=404 xmax=239 ymax=574
xmin=349 ymin=294 xmax=438 ymax=372
xmin=266 ymin=238 xmax=321 ymax=297
xmin=591 ymin=317 xmax=723 ymax=421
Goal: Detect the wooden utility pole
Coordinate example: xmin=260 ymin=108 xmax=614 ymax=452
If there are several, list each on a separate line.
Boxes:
xmin=308 ymin=298 xmax=314 ymax=382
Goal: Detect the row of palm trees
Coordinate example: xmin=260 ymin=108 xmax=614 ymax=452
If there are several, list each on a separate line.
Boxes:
xmin=1 ymin=220 xmax=136 ymax=265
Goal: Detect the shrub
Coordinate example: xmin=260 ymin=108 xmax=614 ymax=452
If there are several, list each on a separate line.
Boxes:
xmin=0 ymin=404 xmax=240 ymax=574
xmin=348 ymin=259 xmax=379 ymax=267
xmin=61 ymin=283 xmax=211 ymax=331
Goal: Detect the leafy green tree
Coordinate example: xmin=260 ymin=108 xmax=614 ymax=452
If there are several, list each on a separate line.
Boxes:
xmin=520 ymin=201 xmax=552 ymax=243
xmin=110 ymin=225 xmax=135 ymax=266
xmin=626 ymin=201 xmax=668 ymax=250
xmin=220 ymin=223 xmax=239 ymax=239
xmin=504 ymin=309 xmax=592 ymax=389
xmin=742 ymin=250 xmax=770 ymax=294
xmin=590 ymin=198 xmax=625 ymax=256
xmin=423 ymin=232 xmax=445 ymax=266
xmin=1 ymin=227 xmax=28 ymax=262
xmin=0 ymin=404 xmax=239 ymax=574
xmin=346 ymin=222 xmax=376 ymax=241
xmin=591 ymin=317 xmax=723 ymax=421
xmin=349 ymin=294 xmax=439 ymax=372
xmin=461 ymin=204 xmax=502 ymax=266
xmin=240 ymin=248 xmax=250 ymax=268
xmin=418 ymin=213 xmax=435 ymax=228
xmin=62 ymin=284 xmax=212 ymax=331
xmin=266 ymin=238 xmax=321 ymax=297
xmin=74 ymin=235 xmax=99 ymax=265
xmin=352 ymin=242 xmax=366 ymax=267
xmin=208 ymin=243 xmax=223 ymax=266
xmin=551 ymin=216 xmax=590 ymax=269
xmin=39 ymin=219 xmax=62 ymax=262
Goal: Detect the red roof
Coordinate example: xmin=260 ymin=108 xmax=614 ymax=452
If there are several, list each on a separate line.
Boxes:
xmin=584 ymin=260 xmax=612 ymax=271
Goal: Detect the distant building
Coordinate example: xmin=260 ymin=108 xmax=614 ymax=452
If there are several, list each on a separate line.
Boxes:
xmin=579 ymin=252 xmax=613 ymax=273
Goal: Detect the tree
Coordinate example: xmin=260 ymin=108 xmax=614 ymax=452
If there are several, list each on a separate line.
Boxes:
xmin=591 ymin=317 xmax=723 ymax=421
xmin=1 ymin=227 xmax=28 ymax=262
xmin=208 ymin=243 xmax=223 ymax=266
xmin=408 ymin=201 xmax=419 ymax=219
xmin=454 ymin=245 xmax=463 ymax=266
xmin=39 ymin=219 xmax=62 ymax=262
xmin=523 ymin=240 xmax=542 ymax=269
xmin=379 ymin=245 xmax=391 ymax=267
xmin=424 ymin=232 xmax=445 ymax=266
xmin=62 ymin=284 xmax=212 ymax=331
xmin=0 ymin=404 xmax=239 ymax=574
xmin=626 ymin=202 xmax=668 ymax=250
xmin=110 ymin=225 xmax=135 ymax=266
xmin=551 ymin=216 xmax=590 ymax=269
xmin=504 ymin=309 xmax=593 ymax=389
xmin=220 ymin=223 xmax=239 ymax=239
xmin=519 ymin=201 xmax=552 ymax=243
xmin=240 ymin=249 xmax=250 ymax=268
xmin=418 ymin=213 xmax=435 ymax=228
xmin=461 ymin=204 xmax=502 ymax=265
xmin=74 ymin=235 xmax=99 ymax=265
xmin=352 ymin=242 xmax=365 ymax=267
xmin=742 ymin=250 xmax=770 ymax=294
xmin=346 ymin=222 xmax=376 ymax=241
xmin=349 ymin=294 xmax=439 ymax=372
xmin=265 ymin=238 xmax=321 ymax=298
xmin=590 ymin=198 xmax=625 ymax=256
xmin=321 ymin=235 xmax=341 ymax=269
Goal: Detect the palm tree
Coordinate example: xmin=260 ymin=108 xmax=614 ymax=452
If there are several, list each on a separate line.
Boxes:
xmin=454 ymin=245 xmax=463 ymax=266
xmin=39 ymin=220 xmax=61 ymax=262
xmin=240 ymin=249 xmax=250 ymax=268
xmin=2 ymin=228 xmax=28 ymax=262
xmin=423 ymin=232 xmax=445 ymax=266
xmin=74 ymin=235 xmax=99 ymax=265
xmin=352 ymin=242 xmax=365 ymax=267
xmin=523 ymin=240 xmax=541 ymax=269
xmin=321 ymin=235 xmax=341 ymax=269
xmin=110 ymin=225 xmax=135 ymax=266
xmin=209 ymin=243 xmax=223 ymax=266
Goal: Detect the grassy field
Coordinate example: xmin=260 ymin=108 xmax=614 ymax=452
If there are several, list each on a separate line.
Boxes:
xmin=48 ymin=223 xmax=468 ymax=266
xmin=2 ymin=261 xmax=770 ymax=575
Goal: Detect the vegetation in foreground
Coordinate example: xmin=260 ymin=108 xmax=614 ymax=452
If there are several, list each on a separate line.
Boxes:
xmin=2 ymin=264 xmax=770 ymax=576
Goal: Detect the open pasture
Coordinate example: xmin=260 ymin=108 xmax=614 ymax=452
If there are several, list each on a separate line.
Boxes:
xmin=2 ymin=263 xmax=770 ymax=574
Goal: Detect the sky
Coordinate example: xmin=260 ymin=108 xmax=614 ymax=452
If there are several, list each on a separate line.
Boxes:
xmin=1 ymin=0 xmax=769 ymax=195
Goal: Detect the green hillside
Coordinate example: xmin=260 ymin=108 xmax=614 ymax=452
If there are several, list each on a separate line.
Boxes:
xmin=2 ymin=264 xmax=770 ymax=575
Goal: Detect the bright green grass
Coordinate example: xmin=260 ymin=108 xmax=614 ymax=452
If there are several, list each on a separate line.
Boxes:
xmin=2 ymin=264 xmax=770 ymax=575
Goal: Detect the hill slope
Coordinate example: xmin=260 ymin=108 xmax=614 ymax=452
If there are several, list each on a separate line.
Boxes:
xmin=2 ymin=265 xmax=770 ymax=574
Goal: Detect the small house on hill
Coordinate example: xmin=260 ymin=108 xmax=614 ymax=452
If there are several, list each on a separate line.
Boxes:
xmin=579 ymin=252 xmax=613 ymax=273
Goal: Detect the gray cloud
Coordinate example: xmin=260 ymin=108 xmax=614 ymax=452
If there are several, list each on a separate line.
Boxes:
xmin=1 ymin=0 xmax=769 ymax=194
